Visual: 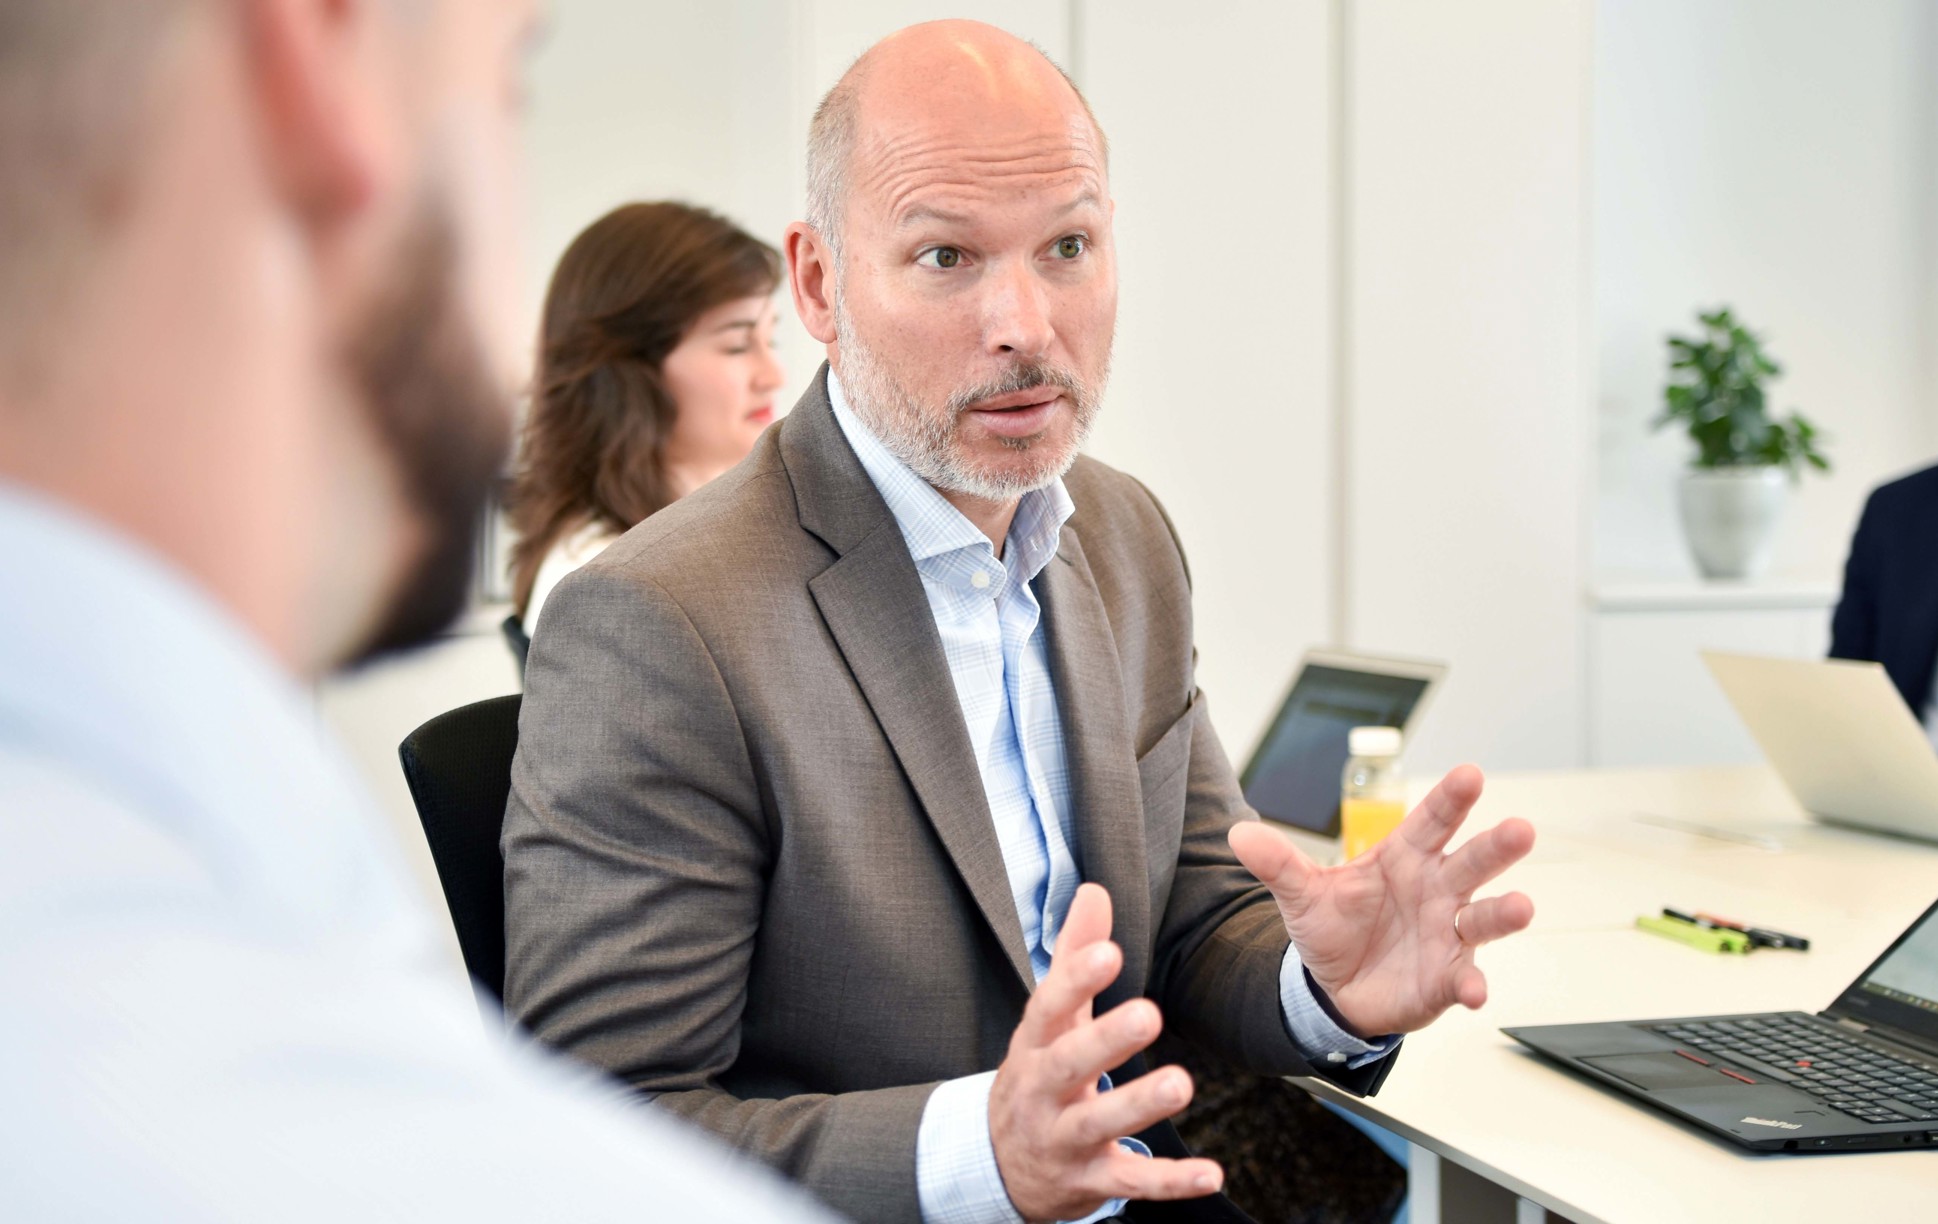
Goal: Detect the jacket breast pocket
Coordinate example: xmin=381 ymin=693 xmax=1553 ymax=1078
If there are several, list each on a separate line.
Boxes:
xmin=1136 ymin=693 xmax=1200 ymax=891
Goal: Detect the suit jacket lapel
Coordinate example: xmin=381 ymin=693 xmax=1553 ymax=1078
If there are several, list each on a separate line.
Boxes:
xmin=1037 ymin=525 xmax=1151 ymax=1006
xmin=785 ymin=368 xmax=1036 ymax=991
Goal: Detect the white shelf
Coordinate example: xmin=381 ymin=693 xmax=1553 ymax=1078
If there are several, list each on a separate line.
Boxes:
xmin=1590 ymin=575 xmax=1839 ymax=613
xmin=447 ymin=601 xmax=516 ymax=639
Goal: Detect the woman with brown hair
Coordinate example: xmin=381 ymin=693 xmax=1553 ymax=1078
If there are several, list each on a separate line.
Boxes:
xmin=507 ymin=202 xmax=785 ymax=640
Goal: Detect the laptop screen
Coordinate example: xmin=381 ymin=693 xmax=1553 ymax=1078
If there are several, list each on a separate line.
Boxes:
xmin=1239 ymin=662 xmax=1433 ymax=836
xmin=1836 ymin=896 xmax=1938 ymax=1048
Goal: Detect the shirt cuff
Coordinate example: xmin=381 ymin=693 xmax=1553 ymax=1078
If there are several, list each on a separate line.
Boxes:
xmin=916 ymin=1071 xmax=1149 ymax=1224
xmin=917 ymin=1071 xmax=1021 ymax=1224
xmin=1279 ymin=943 xmax=1402 ymax=1071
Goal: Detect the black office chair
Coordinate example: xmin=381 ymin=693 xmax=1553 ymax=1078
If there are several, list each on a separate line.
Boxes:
xmin=398 ymin=693 xmax=522 ymax=1005
xmin=499 ymin=613 xmax=530 ymax=675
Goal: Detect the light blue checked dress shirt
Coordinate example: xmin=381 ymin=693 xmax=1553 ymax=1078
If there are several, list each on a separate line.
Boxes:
xmin=0 ymin=485 xmax=831 ymax=1223
xmin=827 ymin=374 xmax=1394 ymax=1224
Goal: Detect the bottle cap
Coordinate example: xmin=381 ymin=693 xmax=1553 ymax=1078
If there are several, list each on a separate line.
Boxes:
xmin=1348 ymin=726 xmax=1403 ymax=758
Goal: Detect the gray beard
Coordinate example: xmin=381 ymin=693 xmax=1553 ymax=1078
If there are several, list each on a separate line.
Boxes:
xmin=831 ymin=292 xmax=1106 ymax=503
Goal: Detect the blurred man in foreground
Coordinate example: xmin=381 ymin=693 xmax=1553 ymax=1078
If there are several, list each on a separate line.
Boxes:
xmin=0 ymin=1 xmax=826 ymax=1218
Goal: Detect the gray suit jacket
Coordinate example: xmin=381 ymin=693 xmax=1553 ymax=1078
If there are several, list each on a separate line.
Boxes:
xmin=502 ymin=368 xmax=1394 ymax=1221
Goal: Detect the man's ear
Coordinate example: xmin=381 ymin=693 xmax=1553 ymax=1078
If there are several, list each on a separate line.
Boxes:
xmin=240 ymin=0 xmax=391 ymax=223
xmin=785 ymin=222 xmax=839 ymax=345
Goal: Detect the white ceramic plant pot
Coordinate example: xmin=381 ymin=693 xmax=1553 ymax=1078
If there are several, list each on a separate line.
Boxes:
xmin=1677 ymin=467 xmax=1788 ymax=580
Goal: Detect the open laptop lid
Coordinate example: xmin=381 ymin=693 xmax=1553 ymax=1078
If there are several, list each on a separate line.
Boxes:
xmin=1239 ymin=649 xmax=1445 ymax=836
xmin=1702 ymin=651 xmax=1938 ymax=842
xmin=1828 ymin=894 xmax=1938 ymax=1055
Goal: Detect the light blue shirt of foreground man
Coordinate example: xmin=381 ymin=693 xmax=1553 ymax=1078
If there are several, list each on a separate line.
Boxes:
xmin=0 ymin=1 xmax=826 ymax=1219
xmin=0 ymin=487 xmax=824 ymax=1221
xmin=827 ymin=372 xmax=1395 ymax=1224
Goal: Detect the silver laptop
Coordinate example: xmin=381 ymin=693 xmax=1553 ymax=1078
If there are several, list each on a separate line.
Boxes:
xmin=1704 ymin=651 xmax=1938 ymax=842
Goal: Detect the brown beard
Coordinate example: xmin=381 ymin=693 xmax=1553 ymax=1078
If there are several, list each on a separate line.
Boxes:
xmin=340 ymin=206 xmax=511 ymax=667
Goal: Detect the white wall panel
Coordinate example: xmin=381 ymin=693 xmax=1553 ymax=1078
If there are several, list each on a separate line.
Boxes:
xmin=1344 ymin=0 xmax=1593 ymax=774
xmin=1594 ymin=0 xmax=1938 ymax=583
xmin=1920 ymin=2 xmax=1938 ymax=459
xmin=1078 ymin=0 xmax=1337 ymax=759
xmin=803 ymin=0 xmax=1068 ymax=91
xmin=1589 ymin=603 xmax=1835 ymax=769
xmin=520 ymin=1 xmax=819 ymax=415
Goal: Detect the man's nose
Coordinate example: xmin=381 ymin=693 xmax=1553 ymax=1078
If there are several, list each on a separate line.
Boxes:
xmin=982 ymin=260 xmax=1055 ymax=360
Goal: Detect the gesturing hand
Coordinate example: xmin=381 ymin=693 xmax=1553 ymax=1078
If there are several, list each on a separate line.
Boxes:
xmin=1228 ymin=764 xmax=1535 ymax=1039
xmin=987 ymin=883 xmax=1223 ymax=1224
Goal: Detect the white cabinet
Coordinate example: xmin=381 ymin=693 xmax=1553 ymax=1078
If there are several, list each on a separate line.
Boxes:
xmin=315 ymin=606 xmax=521 ymax=964
xmin=1587 ymin=580 xmax=1836 ymax=768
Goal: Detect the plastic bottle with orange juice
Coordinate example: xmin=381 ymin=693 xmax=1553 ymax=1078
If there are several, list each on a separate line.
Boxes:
xmin=1341 ymin=726 xmax=1406 ymax=860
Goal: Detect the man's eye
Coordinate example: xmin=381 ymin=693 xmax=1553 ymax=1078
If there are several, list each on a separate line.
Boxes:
xmin=918 ymin=247 xmax=963 ymax=269
xmin=1054 ymin=236 xmax=1086 ymax=259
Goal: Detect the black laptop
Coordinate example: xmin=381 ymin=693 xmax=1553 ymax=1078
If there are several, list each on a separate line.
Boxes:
xmin=1505 ymin=895 xmax=1938 ymax=1152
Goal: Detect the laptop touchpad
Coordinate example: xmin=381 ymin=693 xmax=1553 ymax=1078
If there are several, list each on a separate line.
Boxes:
xmin=1582 ymin=1052 xmax=1729 ymax=1092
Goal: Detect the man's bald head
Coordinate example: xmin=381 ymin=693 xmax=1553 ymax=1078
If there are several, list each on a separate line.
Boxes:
xmin=804 ymin=20 xmax=1107 ymax=264
xmin=783 ymin=19 xmax=1118 ymax=521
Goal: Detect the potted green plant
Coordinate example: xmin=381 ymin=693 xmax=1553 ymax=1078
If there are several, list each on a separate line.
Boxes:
xmin=1653 ymin=307 xmax=1830 ymax=580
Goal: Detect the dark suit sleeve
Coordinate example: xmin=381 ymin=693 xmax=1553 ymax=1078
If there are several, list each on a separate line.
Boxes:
xmin=502 ymin=563 xmax=934 ymax=1222
xmin=1830 ymin=490 xmax=1881 ymax=662
xmin=1129 ymin=483 xmax=1397 ymax=1098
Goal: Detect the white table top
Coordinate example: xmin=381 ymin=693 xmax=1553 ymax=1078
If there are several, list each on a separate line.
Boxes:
xmin=1287 ymin=765 xmax=1938 ymax=1224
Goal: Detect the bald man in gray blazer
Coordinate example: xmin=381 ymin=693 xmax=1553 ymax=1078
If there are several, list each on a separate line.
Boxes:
xmin=503 ymin=21 xmax=1534 ymax=1224
xmin=509 ymin=365 xmax=1346 ymax=1211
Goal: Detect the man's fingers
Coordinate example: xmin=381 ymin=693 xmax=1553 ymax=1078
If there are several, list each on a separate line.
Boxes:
xmin=1060 ymin=1064 xmax=1193 ymax=1147
xmin=1092 ymin=1152 xmax=1224 ymax=1204
xmin=1399 ymin=763 xmax=1485 ymax=855
xmin=1017 ymin=936 xmax=1122 ymax=1050
xmin=1452 ymin=961 xmax=1489 ymax=1010
xmin=1060 ymin=882 xmax=1114 ymax=954
xmin=1454 ymin=891 xmax=1535 ymax=947
xmin=1442 ymin=816 xmax=1535 ymax=895
xmin=1042 ymin=999 xmax=1163 ymax=1095
xmin=1228 ymin=821 xmax=1318 ymax=904
xmin=1015 ymin=885 xmax=1118 ymax=1050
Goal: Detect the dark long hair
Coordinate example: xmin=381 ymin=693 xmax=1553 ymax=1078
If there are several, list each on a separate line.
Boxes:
xmin=506 ymin=202 xmax=781 ymax=617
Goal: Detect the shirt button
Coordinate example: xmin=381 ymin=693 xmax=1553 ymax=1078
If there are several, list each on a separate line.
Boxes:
xmin=970 ymin=571 xmax=991 ymax=589
xmin=1326 ymin=1052 xmax=1348 ymax=1064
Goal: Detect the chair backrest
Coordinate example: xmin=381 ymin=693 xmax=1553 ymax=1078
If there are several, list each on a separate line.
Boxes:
xmin=499 ymin=613 xmax=530 ymax=674
xmin=398 ymin=693 xmax=522 ymax=1004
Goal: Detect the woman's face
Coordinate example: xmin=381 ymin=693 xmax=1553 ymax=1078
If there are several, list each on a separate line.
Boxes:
xmin=659 ymin=294 xmax=786 ymax=491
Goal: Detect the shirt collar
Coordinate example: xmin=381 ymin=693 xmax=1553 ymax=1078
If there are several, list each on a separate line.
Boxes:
xmin=826 ymin=368 xmax=1074 ymax=584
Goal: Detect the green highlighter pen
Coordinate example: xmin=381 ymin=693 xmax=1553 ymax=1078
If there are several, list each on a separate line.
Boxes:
xmin=1636 ymin=913 xmax=1751 ymax=954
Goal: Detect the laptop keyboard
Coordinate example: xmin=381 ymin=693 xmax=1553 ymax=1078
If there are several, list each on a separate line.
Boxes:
xmin=1649 ymin=1014 xmax=1938 ymax=1126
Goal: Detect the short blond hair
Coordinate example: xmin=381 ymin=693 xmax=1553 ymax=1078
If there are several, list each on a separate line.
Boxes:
xmin=0 ymin=0 xmax=196 ymax=382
